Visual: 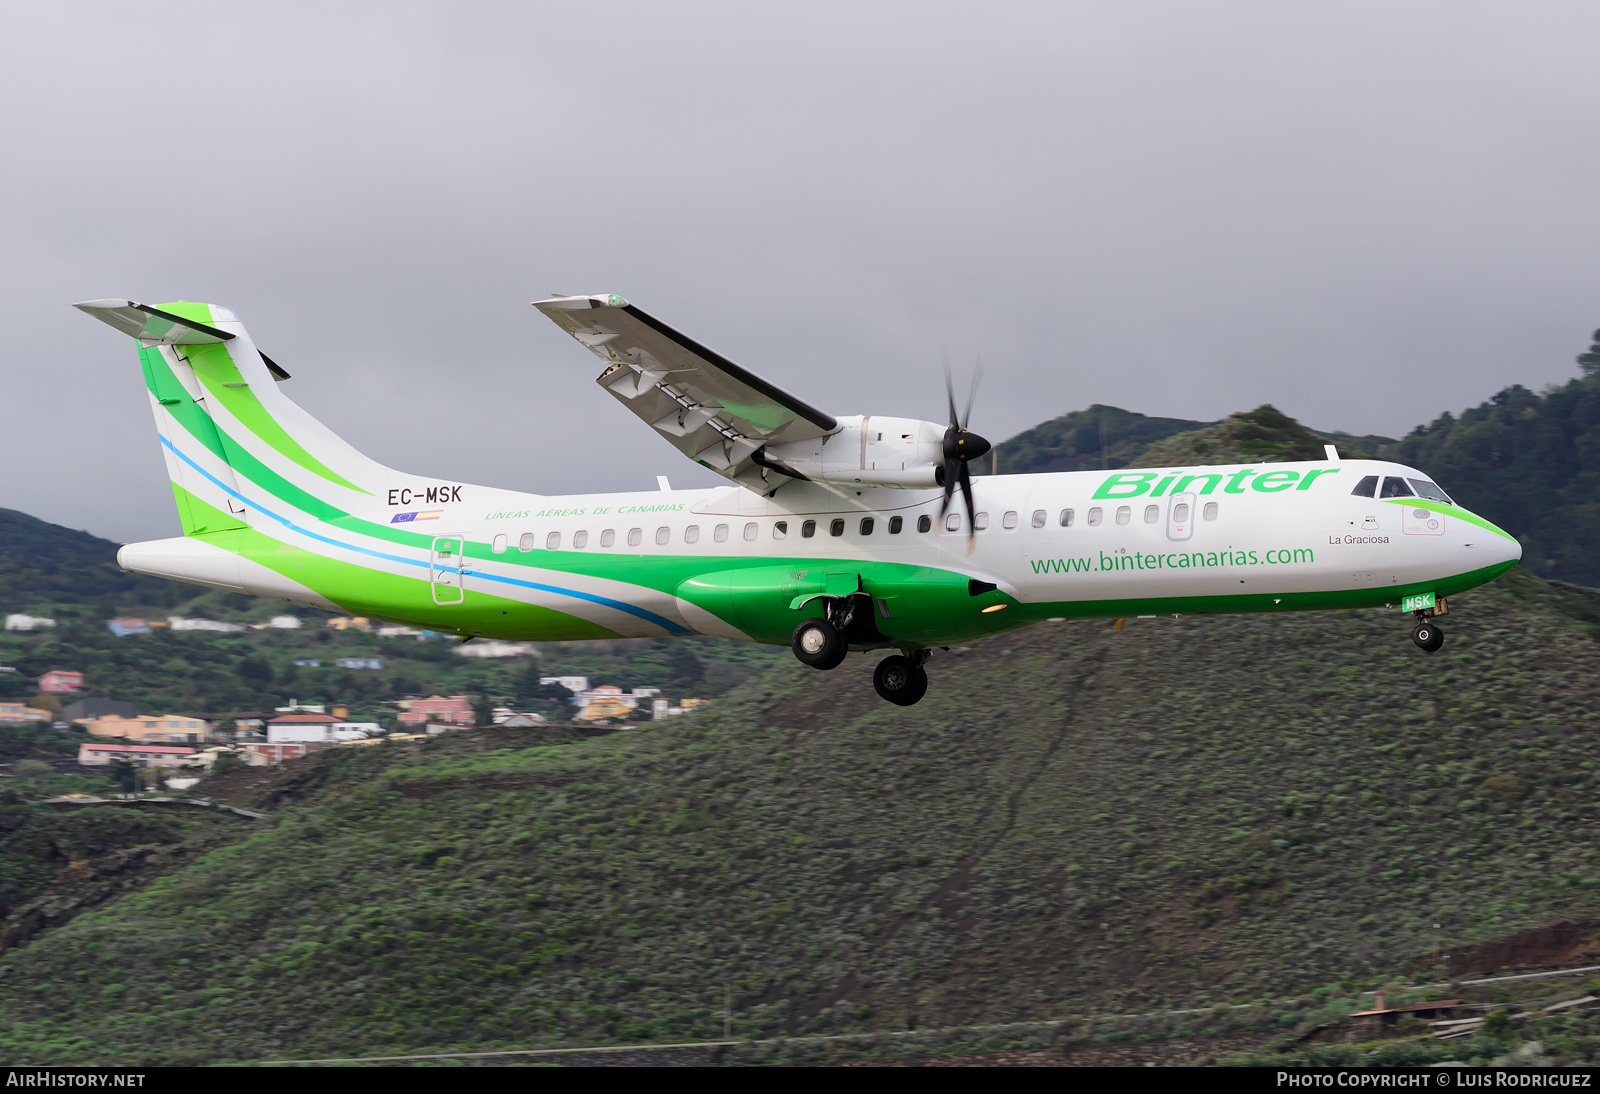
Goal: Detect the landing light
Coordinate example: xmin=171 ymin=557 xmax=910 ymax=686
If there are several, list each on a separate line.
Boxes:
xmin=981 ymin=603 xmax=1008 ymax=614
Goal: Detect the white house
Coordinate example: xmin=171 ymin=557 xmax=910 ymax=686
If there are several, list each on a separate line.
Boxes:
xmin=168 ymin=617 xmax=245 ymax=632
xmin=5 ymin=614 xmax=55 ymax=631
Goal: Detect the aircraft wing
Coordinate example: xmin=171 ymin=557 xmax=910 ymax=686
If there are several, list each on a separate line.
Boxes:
xmin=532 ymin=294 xmax=837 ymax=490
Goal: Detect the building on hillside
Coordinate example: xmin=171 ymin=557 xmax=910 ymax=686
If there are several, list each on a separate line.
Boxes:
xmin=335 ymin=658 xmax=383 ymax=670
xmin=190 ymin=712 xmax=267 ymax=736
xmin=275 ymin=700 xmax=326 ymax=713
xmin=651 ymin=699 xmax=686 ymax=719
xmin=1346 ymin=993 xmax=1464 ymax=1038
xmin=77 ymin=742 xmax=195 ymax=769
xmin=325 ymin=616 xmax=371 ymax=632
xmin=0 ymin=702 xmax=51 ymax=724
xmin=492 ymin=709 xmax=549 ymax=727
xmin=266 ymin=615 xmax=301 ymax=629
xmin=267 ymin=713 xmax=379 ymax=744
xmin=540 ymin=676 xmax=589 ymax=694
xmin=107 ymin=618 xmax=151 ymax=637
xmin=5 ymin=614 xmax=55 ymax=631
xmin=398 ymin=695 xmax=472 ymax=726
xmin=240 ymin=742 xmax=314 ymax=765
xmin=63 ymin=698 xmax=144 ymax=722
xmin=574 ymin=685 xmax=639 ymax=722
xmin=679 ymin=698 xmax=709 ymax=711
xmin=38 ymin=670 xmax=84 ymax=694
xmin=83 ymin=714 xmax=213 ymax=744
xmin=195 ymin=745 xmax=269 ymax=768
xmin=455 ymin=640 xmax=539 ymax=659
xmin=375 ymin=624 xmax=421 ymax=638
xmin=167 ymin=617 xmax=245 ymax=633
xmin=292 ymin=659 xmax=322 ymax=667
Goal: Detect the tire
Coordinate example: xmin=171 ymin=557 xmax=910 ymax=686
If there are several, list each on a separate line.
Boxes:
xmin=792 ymin=617 xmax=846 ymax=670
xmin=874 ymin=656 xmax=929 ymax=706
xmin=1412 ymin=622 xmax=1444 ymax=652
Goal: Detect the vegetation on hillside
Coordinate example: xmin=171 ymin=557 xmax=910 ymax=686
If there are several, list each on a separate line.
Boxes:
xmin=0 ymin=509 xmax=182 ymax=617
xmin=1387 ymin=329 xmax=1600 ymax=585
xmin=1136 ymin=404 xmax=1351 ymax=466
xmin=3 ymin=572 xmax=1600 ymax=1063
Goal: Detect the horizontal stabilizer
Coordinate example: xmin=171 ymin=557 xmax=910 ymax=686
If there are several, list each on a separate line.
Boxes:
xmin=74 ymin=299 xmax=290 ymax=380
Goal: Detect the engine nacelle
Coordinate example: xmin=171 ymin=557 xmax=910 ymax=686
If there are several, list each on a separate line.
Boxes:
xmin=763 ymin=415 xmax=944 ymax=488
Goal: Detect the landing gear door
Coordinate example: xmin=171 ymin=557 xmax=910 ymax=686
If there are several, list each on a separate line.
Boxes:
xmin=1167 ymin=493 xmax=1196 ymax=542
xmin=431 ymin=535 xmax=466 ymax=605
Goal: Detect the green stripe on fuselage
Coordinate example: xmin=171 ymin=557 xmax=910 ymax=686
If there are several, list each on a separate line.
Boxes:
xmin=177 ymin=489 xmax=620 ymax=641
xmin=179 ymin=342 xmax=367 ymax=494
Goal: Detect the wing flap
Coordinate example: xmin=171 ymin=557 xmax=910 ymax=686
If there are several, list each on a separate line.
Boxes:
xmin=533 ymin=295 xmax=836 ymax=490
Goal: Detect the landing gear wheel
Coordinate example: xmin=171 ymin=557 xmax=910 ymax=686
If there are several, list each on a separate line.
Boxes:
xmin=873 ymin=655 xmax=930 ymax=706
xmin=1412 ymin=621 xmax=1444 ymax=653
xmin=792 ymin=618 xmax=847 ymax=670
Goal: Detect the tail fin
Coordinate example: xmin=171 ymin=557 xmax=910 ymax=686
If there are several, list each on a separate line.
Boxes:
xmin=74 ymin=300 xmax=390 ymax=538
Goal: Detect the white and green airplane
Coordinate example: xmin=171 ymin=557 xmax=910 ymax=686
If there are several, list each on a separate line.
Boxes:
xmin=76 ymin=294 xmax=1520 ymax=706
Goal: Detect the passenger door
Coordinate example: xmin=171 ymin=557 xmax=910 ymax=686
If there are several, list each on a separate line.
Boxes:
xmin=431 ymin=535 xmax=466 ymax=605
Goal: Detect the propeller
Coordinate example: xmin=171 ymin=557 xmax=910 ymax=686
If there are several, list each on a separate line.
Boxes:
xmin=939 ymin=353 xmax=991 ymax=540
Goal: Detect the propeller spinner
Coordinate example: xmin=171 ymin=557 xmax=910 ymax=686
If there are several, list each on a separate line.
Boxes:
xmin=938 ymin=357 xmax=991 ymax=539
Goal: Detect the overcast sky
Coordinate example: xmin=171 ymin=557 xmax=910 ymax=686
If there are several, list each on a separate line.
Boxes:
xmin=4 ymin=1 xmax=1598 ymax=542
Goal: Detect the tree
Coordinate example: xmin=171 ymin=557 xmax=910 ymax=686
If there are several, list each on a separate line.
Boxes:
xmin=471 ymin=693 xmax=495 ymax=728
xmin=209 ymin=751 xmax=248 ymax=777
xmin=14 ymin=758 xmax=51 ymax=789
xmin=1578 ymin=328 xmax=1600 ymax=377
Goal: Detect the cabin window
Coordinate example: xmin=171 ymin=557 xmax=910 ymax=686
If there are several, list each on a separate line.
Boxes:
xmin=1002 ymin=511 xmax=1018 ymax=529
xmin=1351 ymin=475 xmax=1379 ymax=498
xmin=918 ymin=514 xmax=932 ymax=532
xmin=627 ymin=527 xmax=643 ymax=546
xmin=802 ymin=520 xmax=816 ymax=538
xmin=492 ymin=534 xmax=508 ymax=554
xmin=945 ymin=512 xmax=961 ymax=531
xmin=1380 ymin=476 xmax=1416 ymax=499
xmin=743 ymin=522 xmax=759 ymax=541
xmin=1086 ymin=507 xmax=1103 ymax=526
xmin=974 ymin=512 xmax=989 ymax=530
xmin=1031 ymin=510 xmax=1046 ymax=528
xmin=774 ymin=521 xmax=788 ymax=539
xmin=1203 ymin=502 xmax=1218 ymax=521
xmin=860 ymin=517 xmax=875 ymax=535
xmin=1115 ymin=506 xmax=1131 ymax=525
xmin=546 ymin=531 xmax=561 ymax=550
xmin=572 ymin=530 xmax=588 ymax=548
xmin=656 ymin=527 xmax=670 ymax=545
xmin=1144 ymin=504 xmax=1159 ymax=523
xmin=714 ymin=524 xmax=729 ymax=542
xmin=1407 ymin=478 xmax=1452 ymax=504
xmin=889 ymin=515 xmax=903 ymax=533
xmin=684 ymin=525 xmax=700 ymax=544
xmin=831 ymin=519 xmax=845 ymax=537
xmin=1060 ymin=509 xmax=1074 ymax=527
xmin=599 ymin=529 xmax=615 ymax=547
xmin=1173 ymin=502 xmax=1190 ymax=523
xmin=519 ymin=533 xmax=536 ymax=552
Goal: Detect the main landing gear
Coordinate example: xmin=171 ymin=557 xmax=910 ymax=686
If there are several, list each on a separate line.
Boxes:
xmin=790 ymin=611 xmax=932 ymax=706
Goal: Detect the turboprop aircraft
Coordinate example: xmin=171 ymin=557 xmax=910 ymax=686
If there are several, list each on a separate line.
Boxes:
xmin=75 ymin=295 xmax=1522 ymax=706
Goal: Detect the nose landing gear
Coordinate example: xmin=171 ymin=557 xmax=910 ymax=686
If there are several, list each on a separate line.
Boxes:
xmin=1412 ymin=619 xmax=1444 ymax=652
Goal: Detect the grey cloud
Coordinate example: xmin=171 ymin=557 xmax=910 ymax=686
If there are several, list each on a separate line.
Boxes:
xmin=3 ymin=1 xmax=1597 ymax=541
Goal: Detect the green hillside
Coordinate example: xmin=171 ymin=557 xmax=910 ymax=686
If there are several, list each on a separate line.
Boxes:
xmin=4 ymin=570 xmax=1600 ymax=1064
xmin=0 ymin=508 xmax=184 ymax=618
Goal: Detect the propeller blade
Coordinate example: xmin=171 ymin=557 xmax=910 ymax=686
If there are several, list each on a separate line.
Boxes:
xmin=959 ymin=460 xmax=977 ymax=541
xmin=943 ymin=347 xmax=959 ymax=428
xmin=962 ymin=356 xmax=985 ymax=430
xmin=939 ymin=455 xmax=959 ymax=516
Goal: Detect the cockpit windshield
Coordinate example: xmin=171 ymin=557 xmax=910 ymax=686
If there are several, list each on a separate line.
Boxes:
xmin=1351 ymin=475 xmax=1378 ymax=498
xmin=1407 ymin=478 xmax=1452 ymax=504
xmin=1379 ymin=477 xmax=1416 ymax=498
